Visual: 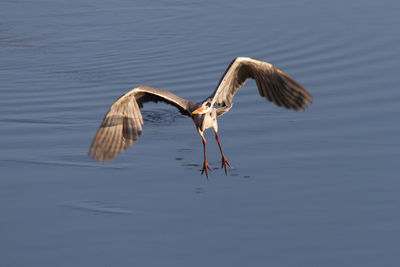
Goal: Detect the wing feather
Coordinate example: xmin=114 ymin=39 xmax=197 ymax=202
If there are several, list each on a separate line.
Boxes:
xmin=210 ymin=57 xmax=312 ymax=116
xmin=89 ymin=86 xmax=192 ymax=162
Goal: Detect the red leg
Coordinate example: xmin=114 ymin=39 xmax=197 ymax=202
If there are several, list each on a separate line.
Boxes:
xmin=201 ymin=135 xmax=212 ymax=179
xmin=215 ymin=133 xmax=232 ymax=175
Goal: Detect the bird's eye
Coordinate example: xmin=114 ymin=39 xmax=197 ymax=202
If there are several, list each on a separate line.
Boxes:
xmin=205 ymin=103 xmax=211 ymax=108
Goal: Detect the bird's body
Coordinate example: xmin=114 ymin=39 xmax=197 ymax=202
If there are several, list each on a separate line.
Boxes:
xmin=89 ymin=57 xmax=313 ymax=178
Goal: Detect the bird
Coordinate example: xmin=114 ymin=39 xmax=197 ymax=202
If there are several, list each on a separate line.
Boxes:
xmin=88 ymin=57 xmax=312 ymax=178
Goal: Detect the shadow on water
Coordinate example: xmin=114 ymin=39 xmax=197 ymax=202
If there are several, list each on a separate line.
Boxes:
xmin=141 ymin=108 xmax=183 ymax=125
xmin=176 ymin=149 xmax=250 ymax=179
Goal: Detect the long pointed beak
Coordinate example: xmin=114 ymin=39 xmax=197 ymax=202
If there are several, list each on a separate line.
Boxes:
xmin=192 ymin=106 xmax=205 ymax=114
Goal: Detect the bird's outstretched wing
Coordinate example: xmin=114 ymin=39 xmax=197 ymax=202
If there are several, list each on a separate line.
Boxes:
xmin=210 ymin=57 xmax=312 ymax=116
xmin=89 ymin=86 xmax=193 ymax=162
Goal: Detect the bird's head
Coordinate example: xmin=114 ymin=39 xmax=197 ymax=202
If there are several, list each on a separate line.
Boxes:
xmin=192 ymin=100 xmax=213 ymax=115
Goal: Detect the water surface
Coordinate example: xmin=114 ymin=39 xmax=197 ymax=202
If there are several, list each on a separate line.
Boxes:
xmin=1 ymin=0 xmax=400 ymax=266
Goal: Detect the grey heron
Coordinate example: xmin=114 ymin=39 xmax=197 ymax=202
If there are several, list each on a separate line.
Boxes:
xmin=89 ymin=57 xmax=312 ymax=178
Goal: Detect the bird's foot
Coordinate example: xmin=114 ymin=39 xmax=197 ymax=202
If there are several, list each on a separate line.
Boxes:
xmin=201 ymin=161 xmax=212 ymax=179
xmin=221 ymin=156 xmax=232 ymax=175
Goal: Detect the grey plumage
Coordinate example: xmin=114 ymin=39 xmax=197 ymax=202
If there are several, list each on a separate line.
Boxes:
xmin=210 ymin=57 xmax=312 ymax=116
xmin=89 ymin=57 xmax=312 ymax=176
xmin=88 ymin=86 xmax=196 ymax=161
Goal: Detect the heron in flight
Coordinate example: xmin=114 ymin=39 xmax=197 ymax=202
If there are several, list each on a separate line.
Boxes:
xmin=89 ymin=57 xmax=312 ymax=178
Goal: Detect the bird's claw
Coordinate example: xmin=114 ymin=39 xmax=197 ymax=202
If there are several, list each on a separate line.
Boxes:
xmin=201 ymin=158 xmax=231 ymax=179
xmin=221 ymin=156 xmax=232 ymax=175
xmin=201 ymin=161 xmax=212 ymax=179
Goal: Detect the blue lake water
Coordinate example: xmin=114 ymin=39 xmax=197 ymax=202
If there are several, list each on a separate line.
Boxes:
xmin=1 ymin=0 xmax=400 ymax=266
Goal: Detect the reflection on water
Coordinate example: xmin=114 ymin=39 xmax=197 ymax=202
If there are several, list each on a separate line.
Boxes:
xmin=1 ymin=0 xmax=400 ymax=266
